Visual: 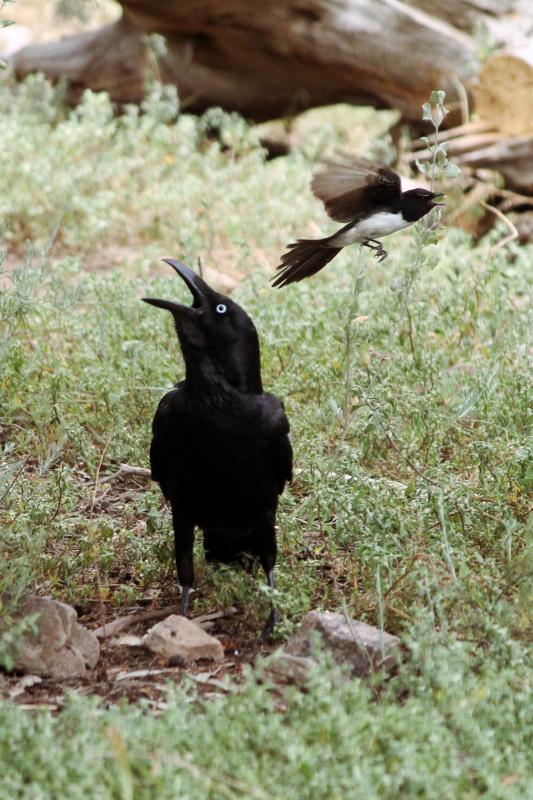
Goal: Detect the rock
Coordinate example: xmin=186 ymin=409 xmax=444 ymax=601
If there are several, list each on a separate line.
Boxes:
xmin=262 ymin=651 xmax=316 ymax=686
xmin=9 ymin=596 xmax=100 ymax=679
xmin=143 ymin=615 xmax=224 ymax=664
xmin=285 ymin=610 xmax=400 ymax=677
xmin=109 ymin=634 xmax=144 ymax=648
xmin=70 ymin=618 xmax=101 ymax=668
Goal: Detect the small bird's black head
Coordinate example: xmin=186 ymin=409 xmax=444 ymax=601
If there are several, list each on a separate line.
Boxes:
xmin=400 ymin=189 xmax=445 ymax=222
xmin=143 ymin=259 xmax=262 ymax=394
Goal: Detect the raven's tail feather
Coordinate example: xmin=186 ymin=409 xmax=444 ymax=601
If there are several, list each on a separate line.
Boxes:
xmin=203 ymin=527 xmax=266 ymax=564
xmin=271 ymin=237 xmax=341 ymax=288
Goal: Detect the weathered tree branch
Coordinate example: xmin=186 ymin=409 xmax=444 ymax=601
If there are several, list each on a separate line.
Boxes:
xmin=9 ymin=0 xmax=484 ymax=121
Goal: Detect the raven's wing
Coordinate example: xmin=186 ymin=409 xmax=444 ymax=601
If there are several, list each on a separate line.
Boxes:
xmin=149 ymin=386 xmax=186 ymax=497
xmin=311 ymin=159 xmax=402 ymax=222
xmin=261 ymin=394 xmax=293 ymax=494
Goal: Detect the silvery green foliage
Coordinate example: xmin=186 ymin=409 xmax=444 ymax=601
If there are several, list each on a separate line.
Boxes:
xmin=417 ymin=91 xmax=462 ymax=183
xmin=0 ymin=73 xmax=531 ymax=796
xmin=0 ymin=0 xmax=15 ymax=68
xmin=391 ymin=90 xmax=463 ymax=355
xmin=54 ymin=0 xmax=100 ymax=22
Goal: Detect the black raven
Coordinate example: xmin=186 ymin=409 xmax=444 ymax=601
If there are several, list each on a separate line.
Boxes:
xmin=272 ymin=159 xmax=444 ymax=287
xmin=143 ymin=259 xmax=292 ymax=633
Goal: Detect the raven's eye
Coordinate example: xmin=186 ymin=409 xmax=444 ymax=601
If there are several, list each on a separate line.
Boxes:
xmin=215 ymin=303 xmax=227 ymax=314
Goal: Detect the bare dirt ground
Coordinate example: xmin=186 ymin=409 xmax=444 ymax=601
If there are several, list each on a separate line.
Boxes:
xmin=1 ymin=609 xmax=277 ymax=711
xmin=1 ymin=469 xmax=280 ymax=709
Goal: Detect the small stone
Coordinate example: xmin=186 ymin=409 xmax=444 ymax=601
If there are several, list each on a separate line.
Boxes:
xmin=8 ymin=596 xmax=100 ymax=679
xmin=263 ymin=651 xmax=316 ymax=686
xmin=143 ymin=615 xmax=224 ymax=664
xmin=70 ymin=621 xmax=100 ymax=669
xmin=109 ymin=634 xmax=144 ymax=648
xmin=38 ymin=644 xmax=88 ymax=680
xmin=285 ymin=610 xmax=400 ymax=677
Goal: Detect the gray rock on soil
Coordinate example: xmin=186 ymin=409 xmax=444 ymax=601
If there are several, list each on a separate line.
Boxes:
xmin=11 ymin=596 xmax=100 ymax=679
xmin=262 ymin=652 xmax=316 ymax=685
xmin=143 ymin=615 xmax=224 ymax=663
xmin=285 ymin=610 xmax=400 ymax=677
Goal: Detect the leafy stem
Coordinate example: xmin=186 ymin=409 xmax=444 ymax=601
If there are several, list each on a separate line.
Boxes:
xmin=394 ymin=90 xmax=461 ymax=361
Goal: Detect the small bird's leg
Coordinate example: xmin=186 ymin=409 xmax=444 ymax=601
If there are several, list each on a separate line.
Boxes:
xmin=361 ymin=238 xmax=388 ymax=262
xmin=171 ymin=508 xmax=195 ymax=616
xmin=374 ymin=241 xmax=388 ymax=262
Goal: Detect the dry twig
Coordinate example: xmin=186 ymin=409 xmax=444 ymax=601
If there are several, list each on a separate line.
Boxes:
xmin=93 ymin=606 xmax=238 ymax=639
xmin=480 ymin=200 xmax=519 ymax=252
xmin=99 ymin=463 xmax=152 ymax=483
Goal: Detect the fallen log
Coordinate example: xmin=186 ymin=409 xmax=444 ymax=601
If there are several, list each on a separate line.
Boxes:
xmin=456 ymin=136 xmax=533 ymax=194
xmin=473 ymin=45 xmax=533 ymax=137
xmin=9 ymin=16 xmax=147 ymax=105
xmin=8 ymin=0 xmax=485 ymax=121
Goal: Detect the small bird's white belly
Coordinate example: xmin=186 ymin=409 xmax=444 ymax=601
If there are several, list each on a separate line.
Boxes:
xmin=333 ymin=212 xmax=410 ymax=246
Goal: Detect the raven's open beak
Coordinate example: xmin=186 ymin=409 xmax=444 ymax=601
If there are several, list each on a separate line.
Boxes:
xmin=142 ymin=259 xmax=212 ymax=316
xmin=431 ymin=192 xmax=446 ymax=207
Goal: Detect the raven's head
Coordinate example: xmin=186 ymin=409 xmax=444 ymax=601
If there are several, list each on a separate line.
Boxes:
xmin=143 ymin=259 xmax=262 ymax=394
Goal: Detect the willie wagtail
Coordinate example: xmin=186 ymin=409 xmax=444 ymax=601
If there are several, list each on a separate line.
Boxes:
xmin=272 ymin=158 xmax=444 ymax=288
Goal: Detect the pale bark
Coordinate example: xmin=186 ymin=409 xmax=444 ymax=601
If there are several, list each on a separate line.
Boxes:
xmin=473 ymin=45 xmax=533 ymax=137
xmin=9 ymin=0 xmax=483 ymax=121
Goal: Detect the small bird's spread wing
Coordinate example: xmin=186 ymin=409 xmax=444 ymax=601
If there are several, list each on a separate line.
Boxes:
xmin=311 ymin=159 xmax=402 ymax=222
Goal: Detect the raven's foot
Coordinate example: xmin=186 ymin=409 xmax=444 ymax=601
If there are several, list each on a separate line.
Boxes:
xmin=179 ymin=585 xmax=192 ymax=616
xmin=260 ymin=607 xmax=278 ymax=640
xmin=259 ymin=568 xmax=277 ymax=640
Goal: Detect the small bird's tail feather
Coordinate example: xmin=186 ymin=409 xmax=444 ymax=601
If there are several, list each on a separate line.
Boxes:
xmin=272 ymin=237 xmax=341 ymax=288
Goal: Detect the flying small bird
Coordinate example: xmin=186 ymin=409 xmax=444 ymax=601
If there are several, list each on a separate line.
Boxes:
xmin=143 ymin=259 xmax=292 ymax=634
xmin=272 ymin=159 xmax=444 ymax=288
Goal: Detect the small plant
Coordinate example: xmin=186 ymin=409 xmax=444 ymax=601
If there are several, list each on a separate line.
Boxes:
xmin=0 ymin=0 xmax=15 ymax=70
xmin=394 ymin=89 xmax=461 ymax=361
xmin=417 ymin=90 xmax=462 ymax=187
xmin=54 ymin=0 xmax=110 ymax=23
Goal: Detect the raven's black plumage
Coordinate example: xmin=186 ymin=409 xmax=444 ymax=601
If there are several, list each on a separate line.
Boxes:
xmin=144 ymin=259 xmax=292 ymax=633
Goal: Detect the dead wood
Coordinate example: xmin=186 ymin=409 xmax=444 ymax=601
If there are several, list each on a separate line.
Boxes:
xmin=457 ymin=136 xmax=533 ymax=194
xmin=8 ymin=0 xmax=485 ymax=120
xmin=474 ymin=44 xmax=533 ymax=137
xmin=93 ymin=605 xmax=238 ymax=639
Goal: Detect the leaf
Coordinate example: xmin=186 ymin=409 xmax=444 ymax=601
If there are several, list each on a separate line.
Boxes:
xmin=431 ymin=106 xmax=445 ymax=129
xmin=415 ymin=159 xmax=431 ymax=176
xmin=423 ymin=244 xmax=441 ymax=269
xmin=522 ymin=465 xmax=533 ymax=490
xmin=430 ymin=89 xmax=446 ymax=106
xmin=422 ymin=103 xmax=433 ymax=122
xmin=443 ymin=162 xmax=461 ymax=178
xmin=405 ymin=477 xmax=417 ymax=498
xmin=0 ymin=19 xmax=15 ymax=28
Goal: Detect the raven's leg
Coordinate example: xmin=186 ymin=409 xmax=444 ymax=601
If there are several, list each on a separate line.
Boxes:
xmin=261 ymin=569 xmax=278 ymax=638
xmin=361 ymin=238 xmax=388 ymax=262
xmin=171 ymin=508 xmax=195 ymax=616
xmin=258 ymin=522 xmax=278 ymax=638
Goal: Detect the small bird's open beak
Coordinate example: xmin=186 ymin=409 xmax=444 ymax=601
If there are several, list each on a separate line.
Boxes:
xmin=431 ymin=193 xmax=446 ymax=207
xmin=142 ymin=259 xmax=212 ymax=316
